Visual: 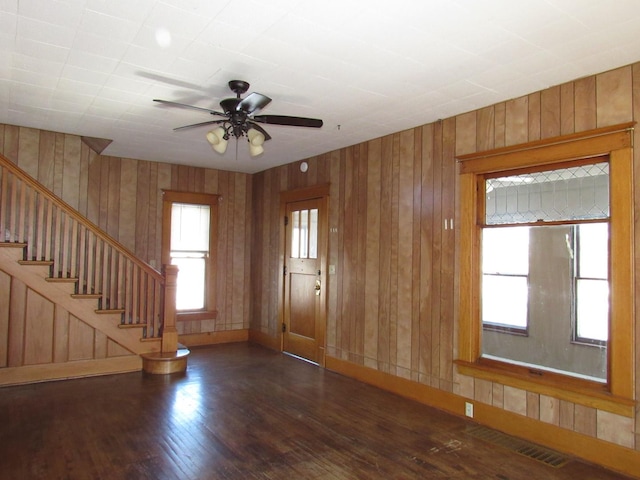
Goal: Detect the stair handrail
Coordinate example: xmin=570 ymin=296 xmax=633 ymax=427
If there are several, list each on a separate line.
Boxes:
xmin=0 ymin=153 xmax=175 ymax=345
xmin=0 ymin=153 xmax=163 ymax=283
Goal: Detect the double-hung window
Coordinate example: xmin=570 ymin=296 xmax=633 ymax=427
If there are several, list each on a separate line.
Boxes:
xmin=162 ymin=191 xmax=219 ymax=320
xmin=457 ymin=124 xmax=634 ymax=413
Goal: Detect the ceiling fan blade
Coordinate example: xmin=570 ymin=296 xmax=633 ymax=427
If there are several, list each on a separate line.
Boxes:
xmin=246 ymin=121 xmax=272 ymax=141
xmin=252 ymin=115 xmax=323 ymax=128
xmin=237 ymin=93 xmax=272 ymax=114
xmin=154 ymin=99 xmax=227 ymax=117
xmin=173 ymin=119 xmax=226 ymax=132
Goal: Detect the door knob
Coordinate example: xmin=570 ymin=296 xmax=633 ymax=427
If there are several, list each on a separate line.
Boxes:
xmin=315 ymin=279 xmax=321 ymax=296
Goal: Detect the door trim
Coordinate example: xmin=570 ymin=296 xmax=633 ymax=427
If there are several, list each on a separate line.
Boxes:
xmin=279 ymin=184 xmax=330 ymax=366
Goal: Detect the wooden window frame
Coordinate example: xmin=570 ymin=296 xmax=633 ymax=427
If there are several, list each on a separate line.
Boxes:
xmin=162 ymin=190 xmax=219 ymax=322
xmin=456 ymin=123 xmax=635 ymax=417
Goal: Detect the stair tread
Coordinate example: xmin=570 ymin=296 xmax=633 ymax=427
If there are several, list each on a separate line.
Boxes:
xmin=18 ymin=260 xmax=54 ymax=266
xmin=0 ymin=242 xmax=27 ymax=248
xmin=95 ymin=308 xmax=125 ymax=314
xmin=118 ymin=322 xmax=147 ymax=328
xmin=71 ymin=293 xmax=102 ymax=299
xmin=46 ymin=277 xmax=78 ymax=283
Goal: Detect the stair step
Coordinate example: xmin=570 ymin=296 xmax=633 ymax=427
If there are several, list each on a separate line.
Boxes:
xmin=95 ymin=309 xmax=125 ymax=315
xmin=141 ymin=347 xmax=190 ymax=375
xmin=18 ymin=260 xmax=54 ymax=266
xmin=46 ymin=277 xmax=78 ymax=283
xmin=0 ymin=242 xmax=27 ymax=248
xmin=71 ymin=293 xmax=102 ymax=300
xmin=118 ymin=323 xmax=149 ymax=328
xmin=118 ymin=322 xmax=147 ymax=329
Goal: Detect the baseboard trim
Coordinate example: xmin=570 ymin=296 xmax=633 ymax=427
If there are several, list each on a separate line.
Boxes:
xmin=248 ymin=329 xmax=281 ymax=351
xmin=178 ymin=329 xmax=249 ymax=347
xmin=325 ymin=355 xmax=640 ymax=479
xmin=0 ymin=356 xmax=141 ymax=387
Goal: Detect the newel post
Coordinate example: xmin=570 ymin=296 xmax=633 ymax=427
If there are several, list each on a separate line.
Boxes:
xmin=161 ymin=264 xmax=179 ymax=353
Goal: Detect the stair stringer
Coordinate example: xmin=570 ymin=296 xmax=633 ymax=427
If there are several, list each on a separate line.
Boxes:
xmin=0 ymin=246 xmax=161 ymax=357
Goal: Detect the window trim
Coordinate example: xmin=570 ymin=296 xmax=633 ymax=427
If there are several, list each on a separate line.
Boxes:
xmin=456 ymin=123 xmax=635 ymax=416
xmin=162 ymin=190 xmax=219 ymax=321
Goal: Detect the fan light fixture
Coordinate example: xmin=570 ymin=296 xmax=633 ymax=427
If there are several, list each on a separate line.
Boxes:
xmin=206 ymin=126 xmax=265 ymax=157
xmin=205 ymin=127 xmax=228 ymax=154
xmin=156 ymin=79 xmax=323 ymax=160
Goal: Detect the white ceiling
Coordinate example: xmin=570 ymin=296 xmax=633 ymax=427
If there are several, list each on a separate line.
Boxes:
xmin=2 ymin=0 xmax=640 ymax=174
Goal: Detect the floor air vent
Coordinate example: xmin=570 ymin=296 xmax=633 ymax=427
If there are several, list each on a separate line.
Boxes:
xmin=465 ymin=425 xmax=570 ymax=468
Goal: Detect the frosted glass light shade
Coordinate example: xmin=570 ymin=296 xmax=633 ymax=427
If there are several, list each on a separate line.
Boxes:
xmin=206 ymin=127 xmax=228 ymax=154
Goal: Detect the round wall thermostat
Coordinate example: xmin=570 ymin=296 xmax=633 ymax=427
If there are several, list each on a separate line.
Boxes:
xmin=300 ymin=161 xmax=309 ymax=172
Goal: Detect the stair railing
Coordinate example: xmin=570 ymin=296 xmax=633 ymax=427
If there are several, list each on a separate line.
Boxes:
xmin=0 ymin=153 xmax=175 ymax=346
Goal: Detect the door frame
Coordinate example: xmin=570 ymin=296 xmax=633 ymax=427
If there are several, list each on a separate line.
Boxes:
xmin=279 ymin=184 xmax=330 ymax=366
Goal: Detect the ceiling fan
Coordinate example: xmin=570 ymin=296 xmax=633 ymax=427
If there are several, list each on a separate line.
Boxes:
xmin=154 ymin=80 xmax=323 ymax=157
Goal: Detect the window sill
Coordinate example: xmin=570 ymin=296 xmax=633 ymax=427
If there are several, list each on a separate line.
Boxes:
xmin=176 ymin=310 xmax=218 ymax=322
xmin=455 ymin=358 xmax=634 ymax=417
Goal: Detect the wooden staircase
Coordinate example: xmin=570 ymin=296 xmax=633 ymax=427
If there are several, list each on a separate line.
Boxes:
xmin=0 ymin=153 xmax=187 ymax=385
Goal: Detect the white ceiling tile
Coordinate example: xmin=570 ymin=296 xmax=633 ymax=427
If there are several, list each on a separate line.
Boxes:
xmin=17 ymin=16 xmax=76 ymax=48
xmin=78 ymin=9 xmax=140 ymax=43
xmin=13 ymin=36 xmax=70 ymax=63
xmin=85 ymin=0 xmax=155 ymax=23
xmin=17 ymin=0 xmax=85 ymax=26
xmin=2 ymin=0 xmax=640 ymax=173
xmin=143 ymin=2 xmax=212 ymax=38
xmin=65 ymin=49 xmax=119 ymax=74
xmin=70 ymin=30 xmax=130 ymax=60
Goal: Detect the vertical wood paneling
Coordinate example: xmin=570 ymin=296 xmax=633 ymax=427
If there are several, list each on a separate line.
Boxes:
xmin=0 ymin=270 xmax=10 ymax=367
xmin=560 ymin=83 xmax=575 ymax=135
xmin=232 ymin=173 xmax=247 ymax=329
xmin=68 ymin=314 xmax=95 ymax=361
xmin=38 ymin=131 xmax=56 ymax=189
xmin=476 ymin=106 xmax=495 ymax=151
xmin=505 ymin=96 xmax=529 ymax=145
xmin=596 ymin=66 xmax=633 ymax=127
xmin=574 ymin=76 xmax=597 ymax=131
xmin=364 ymin=139 xmax=381 ymax=366
xmin=106 ymin=156 xmax=121 ymax=238
xmin=53 ymin=306 xmax=69 ymax=363
xmin=17 ymin=127 xmax=39 ymax=179
xmin=419 ymin=124 xmax=434 ymax=382
xmin=389 ymin=135 xmax=400 ymax=372
xmin=53 ymin=133 xmax=65 ymax=198
xmin=135 ymin=161 xmax=150 ymax=262
xmin=118 ymin=159 xmax=138 ymax=251
xmin=440 ymin=118 xmax=456 ymax=389
xmin=541 ymin=86 xmax=561 ymax=139
xmin=410 ymin=128 xmax=422 ymax=379
xmin=397 ymin=130 xmax=414 ymax=372
xmin=528 ymin=92 xmax=541 ymax=142
xmin=377 ymin=136 xmax=393 ymax=371
xmin=8 ymin=277 xmax=26 ymax=367
xmin=23 ymin=289 xmax=54 ymax=365
xmin=62 ymin=135 xmax=81 ymax=210
xmin=354 ymin=144 xmax=367 ymax=362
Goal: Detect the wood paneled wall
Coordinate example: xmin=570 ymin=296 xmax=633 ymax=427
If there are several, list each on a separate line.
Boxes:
xmin=0 ymin=124 xmax=252 ymax=335
xmin=0 ymin=269 xmax=131 ymax=367
xmin=250 ymin=63 xmax=640 ymax=451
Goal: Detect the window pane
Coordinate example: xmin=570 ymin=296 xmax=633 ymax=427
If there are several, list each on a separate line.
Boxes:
xmin=171 ymin=203 xmax=210 ymax=251
xmin=291 ymin=211 xmax=300 ymax=258
xmin=578 ymin=223 xmax=608 ymax=279
xmin=309 ymin=209 xmax=318 ymax=259
xmin=171 ymin=256 xmax=205 ymax=310
xmin=300 ymin=209 xmax=309 ymax=258
xmin=577 ymin=279 xmax=609 ymax=341
xmin=482 ymin=226 xmax=529 ymax=275
xmin=485 ymin=162 xmax=609 ymax=224
xmin=482 ymin=275 xmax=528 ymax=328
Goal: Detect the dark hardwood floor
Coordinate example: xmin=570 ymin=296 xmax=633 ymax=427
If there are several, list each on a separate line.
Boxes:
xmin=0 ymin=343 xmax=634 ymax=479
